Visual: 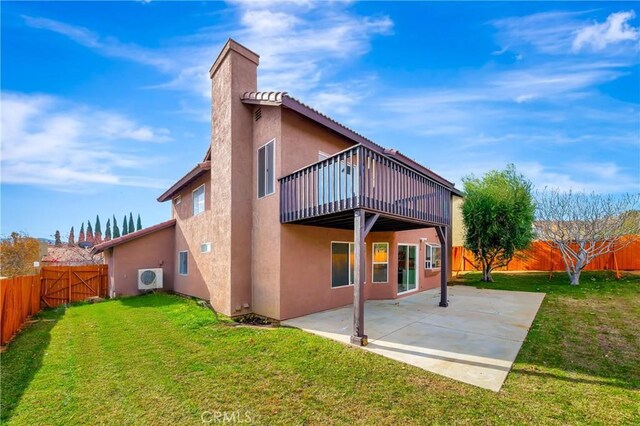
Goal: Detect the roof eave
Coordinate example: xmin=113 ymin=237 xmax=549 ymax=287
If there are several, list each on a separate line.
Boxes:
xmin=157 ymin=161 xmax=211 ymax=202
xmin=91 ymin=219 xmax=177 ymax=254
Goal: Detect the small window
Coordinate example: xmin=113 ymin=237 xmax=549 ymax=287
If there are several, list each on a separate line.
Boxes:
xmin=331 ymin=242 xmax=354 ymax=288
xmin=173 ymin=195 xmax=181 ymax=205
xmin=258 ymin=140 xmax=275 ymax=198
xmin=425 ymin=243 xmax=441 ymax=269
xmin=178 ymin=251 xmax=188 ymax=275
xmin=372 ymin=243 xmax=389 ymax=283
xmin=200 ymin=242 xmax=211 ymax=253
xmin=192 ymin=184 xmax=205 ymax=216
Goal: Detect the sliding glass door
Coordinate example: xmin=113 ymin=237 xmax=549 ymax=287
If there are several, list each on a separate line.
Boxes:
xmin=397 ymin=244 xmax=417 ymax=294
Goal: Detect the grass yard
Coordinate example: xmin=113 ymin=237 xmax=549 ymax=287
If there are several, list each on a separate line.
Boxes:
xmin=1 ymin=272 xmax=639 ymax=425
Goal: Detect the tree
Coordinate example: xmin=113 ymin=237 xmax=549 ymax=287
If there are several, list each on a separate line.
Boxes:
xmin=136 ymin=214 xmax=142 ymax=231
xmin=54 ymin=230 xmax=62 ymax=247
xmin=536 ymin=190 xmax=640 ymax=285
xmin=79 ymin=223 xmax=86 ymax=242
xmin=86 ymin=220 xmax=94 ymax=243
xmin=0 ymin=232 xmax=41 ymax=277
xmin=68 ymin=226 xmax=75 ymax=247
xmin=94 ymin=215 xmax=102 ymax=243
xmin=129 ymin=213 xmax=135 ymax=234
xmin=112 ymin=215 xmax=121 ymax=238
xmin=122 ymin=215 xmax=128 ymax=236
xmin=105 ymin=218 xmax=112 ymax=241
xmin=462 ymin=164 xmax=536 ymax=282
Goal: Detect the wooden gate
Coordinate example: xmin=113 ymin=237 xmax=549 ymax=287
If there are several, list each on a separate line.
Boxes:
xmin=40 ymin=265 xmax=108 ymax=308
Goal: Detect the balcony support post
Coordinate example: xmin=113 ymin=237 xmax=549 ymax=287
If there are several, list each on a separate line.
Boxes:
xmin=351 ymin=209 xmax=378 ymax=346
xmin=436 ymin=225 xmax=449 ymax=307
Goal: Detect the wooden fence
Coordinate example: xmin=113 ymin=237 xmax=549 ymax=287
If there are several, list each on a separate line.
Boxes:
xmin=452 ymin=237 xmax=640 ymax=273
xmin=0 ymin=265 xmax=108 ymax=345
xmin=40 ymin=265 xmax=108 ymax=309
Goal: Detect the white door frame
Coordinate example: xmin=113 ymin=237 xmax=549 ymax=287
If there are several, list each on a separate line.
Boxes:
xmin=397 ymin=243 xmax=419 ymax=295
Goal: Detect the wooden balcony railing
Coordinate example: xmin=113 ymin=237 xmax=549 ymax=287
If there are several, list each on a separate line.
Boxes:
xmin=279 ymin=145 xmax=451 ymax=227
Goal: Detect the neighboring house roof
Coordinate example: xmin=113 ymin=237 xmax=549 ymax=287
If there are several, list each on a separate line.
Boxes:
xmin=91 ymin=219 xmax=176 ymax=254
xmin=241 ymin=91 xmax=463 ymax=195
xmin=157 ymin=161 xmax=211 ymax=202
xmin=42 ymin=246 xmax=103 ymax=265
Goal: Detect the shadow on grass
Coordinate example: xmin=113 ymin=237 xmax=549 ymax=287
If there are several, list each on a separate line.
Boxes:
xmin=0 ymin=307 xmax=65 ymax=423
xmin=511 ymin=368 xmax=639 ymax=390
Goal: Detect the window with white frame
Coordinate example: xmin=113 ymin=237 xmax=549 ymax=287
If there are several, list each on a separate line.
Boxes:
xmin=258 ymin=140 xmax=275 ymax=198
xmin=331 ymin=242 xmax=354 ymax=288
xmin=178 ymin=251 xmax=189 ymax=275
xmin=192 ymin=185 xmax=205 ymax=216
xmin=372 ymin=243 xmax=389 ymax=283
xmin=425 ymin=243 xmax=441 ymax=269
xmin=200 ymin=242 xmax=211 ymax=253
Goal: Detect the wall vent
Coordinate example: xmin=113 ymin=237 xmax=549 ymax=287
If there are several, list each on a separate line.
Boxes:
xmin=254 ymin=107 xmax=262 ymax=121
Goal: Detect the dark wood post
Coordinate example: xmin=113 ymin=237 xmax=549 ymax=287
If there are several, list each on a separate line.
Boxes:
xmin=351 ymin=209 xmax=367 ymax=346
xmin=436 ymin=226 xmax=448 ymax=307
xmin=350 ymin=211 xmax=380 ymax=346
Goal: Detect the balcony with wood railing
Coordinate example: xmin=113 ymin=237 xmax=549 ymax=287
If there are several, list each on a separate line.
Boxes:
xmin=279 ymin=145 xmax=452 ymax=230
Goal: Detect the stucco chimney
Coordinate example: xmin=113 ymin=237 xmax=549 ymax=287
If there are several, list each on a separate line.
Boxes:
xmin=208 ymin=39 xmax=259 ymax=316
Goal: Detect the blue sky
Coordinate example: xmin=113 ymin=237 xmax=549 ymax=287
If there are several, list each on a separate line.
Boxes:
xmin=2 ymin=1 xmax=639 ymax=239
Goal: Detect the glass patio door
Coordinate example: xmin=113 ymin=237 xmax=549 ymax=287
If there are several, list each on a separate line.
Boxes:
xmin=397 ymin=244 xmax=417 ymax=294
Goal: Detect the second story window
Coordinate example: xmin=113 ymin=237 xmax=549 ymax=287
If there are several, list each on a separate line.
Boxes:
xmin=258 ymin=139 xmax=275 ymax=198
xmin=192 ymin=184 xmax=205 ymax=216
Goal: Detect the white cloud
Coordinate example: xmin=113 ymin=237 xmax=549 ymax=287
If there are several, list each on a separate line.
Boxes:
xmin=22 ymin=15 xmax=173 ymax=71
xmin=492 ymin=9 xmax=639 ymax=57
xmin=1 ymin=92 xmax=172 ymax=189
xmin=22 ymin=3 xmax=393 ymax=119
xmin=515 ymin=94 xmax=536 ymax=103
xmin=231 ymin=2 xmax=393 ymax=102
xmin=491 ymin=11 xmax=586 ymax=55
xmin=572 ymin=11 xmax=640 ymax=52
xmin=518 ymin=161 xmax=639 ymax=193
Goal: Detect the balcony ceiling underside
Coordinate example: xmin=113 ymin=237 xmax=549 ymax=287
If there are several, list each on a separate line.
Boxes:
xmin=284 ymin=210 xmax=445 ymax=232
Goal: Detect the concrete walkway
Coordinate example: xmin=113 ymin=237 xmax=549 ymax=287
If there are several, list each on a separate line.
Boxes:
xmin=283 ymin=286 xmax=545 ymax=391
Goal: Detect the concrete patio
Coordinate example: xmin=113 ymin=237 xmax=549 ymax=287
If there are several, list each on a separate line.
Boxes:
xmin=283 ymin=286 xmax=545 ymax=391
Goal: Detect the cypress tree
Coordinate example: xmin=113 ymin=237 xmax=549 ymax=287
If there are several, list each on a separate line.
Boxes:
xmin=86 ymin=220 xmax=94 ymax=243
xmin=79 ymin=223 xmax=86 ymax=242
xmin=68 ymin=226 xmax=75 ymax=246
xmin=136 ymin=214 xmax=142 ymax=231
xmin=105 ymin=218 xmax=112 ymax=241
xmin=95 ymin=215 xmax=102 ymax=243
xmin=122 ymin=215 xmax=128 ymax=236
xmin=128 ymin=213 xmax=135 ymax=234
xmin=54 ymin=230 xmax=62 ymax=247
xmin=112 ymin=215 xmax=121 ymax=238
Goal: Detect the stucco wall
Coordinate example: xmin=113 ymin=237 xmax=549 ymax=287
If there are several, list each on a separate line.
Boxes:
xmin=250 ymin=105 xmax=282 ymax=319
xmin=452 ymin=195 xmax=464 ymax=246
xmin=105 ymin=226 xmax=175 ymax=296
xmin=280 ymin=108 xmax=352 ymax=175
xmin=172 ymin=172 xmax=213 ymax=300
xmin=279 ymin=225 xmax=441 ymax=320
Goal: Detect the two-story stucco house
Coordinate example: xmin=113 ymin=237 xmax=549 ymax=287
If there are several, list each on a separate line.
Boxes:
xmin=94 ymin=39 xmax=462 ymax=345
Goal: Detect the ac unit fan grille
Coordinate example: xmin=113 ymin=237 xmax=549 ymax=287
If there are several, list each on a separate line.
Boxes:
xmin=140 ymin=270 xmax=157 ymax=285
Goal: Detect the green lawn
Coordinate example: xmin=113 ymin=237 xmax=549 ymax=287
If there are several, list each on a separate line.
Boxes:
xmin=2 ymin=272 xmax=639 ymax=425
